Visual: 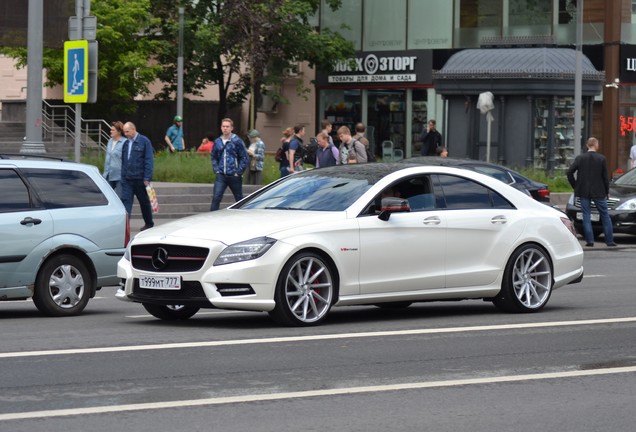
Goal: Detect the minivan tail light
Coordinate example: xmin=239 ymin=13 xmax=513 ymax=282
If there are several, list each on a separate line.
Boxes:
xmin=538 ymin=188 xmax=550 ymax=199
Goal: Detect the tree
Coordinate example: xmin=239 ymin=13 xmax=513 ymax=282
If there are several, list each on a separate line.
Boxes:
xmin=0 ymin=0 xmax=162 ymax=115
xmin=151 ymin=0 xmax=355 ymax=127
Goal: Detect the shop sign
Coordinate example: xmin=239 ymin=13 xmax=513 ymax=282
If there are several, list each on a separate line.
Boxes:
xmin=619 ymin=115 xmax=636 ymax=136
xmin=317 ymin=50 xmax=433 ymax=86
xmin=328 ymin=74 xmax=416 ymax=83
xmin=620 ymin=45 xmax=636 ymax=82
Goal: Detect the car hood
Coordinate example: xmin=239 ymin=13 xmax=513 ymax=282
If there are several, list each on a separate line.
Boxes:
xmin=609 ymin=184 xmax=636 ymax=199
xmin=133 ymin=209 xmax=345 ymax=245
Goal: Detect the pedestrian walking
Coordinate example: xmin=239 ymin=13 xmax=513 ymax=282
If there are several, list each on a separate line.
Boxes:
xmin=245 ymin=129 xmax=266 ymax=185
xmin=121 ymin=122 xmax=155 ymax=231
xmin=165 ymin=115 xmax=185 ymax=152
xmin=566 ymin=137 xmax=616 ymax=247
xmin=210 ymin=118 xmax=249 ymax=211
xmin=103 ymin=120 xmax=126 ymax=195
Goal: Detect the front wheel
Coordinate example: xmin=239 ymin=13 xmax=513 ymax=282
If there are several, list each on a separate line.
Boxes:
xmin=33 ymin=254 xmax=92 ymax=316
xmin=269 ymin=252 xmax=336 ymax=326
xmin=493 ymin=244 xmax=553 ymax=313
xmin=142 ymin=304 xmax=199 ymax=320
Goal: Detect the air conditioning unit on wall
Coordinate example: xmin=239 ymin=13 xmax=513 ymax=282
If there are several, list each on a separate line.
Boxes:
xmin=257 ymin=94 xmax=278 ymax=114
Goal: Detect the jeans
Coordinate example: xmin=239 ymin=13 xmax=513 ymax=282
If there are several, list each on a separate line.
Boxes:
xmin=120 ymin=178 xmax=154 ymax=227
xmin=579 ymin=197 xmax=614 ymax=244
xmin=210 ymin=173 xmax=244 ymax=211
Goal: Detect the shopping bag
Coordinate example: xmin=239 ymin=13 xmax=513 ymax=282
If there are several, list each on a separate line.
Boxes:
xmin=146 ymin=183 xmax=159 ymax=214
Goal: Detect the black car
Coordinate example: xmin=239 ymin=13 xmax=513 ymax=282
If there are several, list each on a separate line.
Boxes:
xmin=565 ymin=167 xmax=636 ymax=237
xmin=401 ymin=157 xmax=550 ymax=202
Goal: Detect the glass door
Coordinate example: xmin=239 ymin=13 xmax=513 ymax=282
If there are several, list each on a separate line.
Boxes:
xmin=367 ymin=89 xmax=406 ymax=160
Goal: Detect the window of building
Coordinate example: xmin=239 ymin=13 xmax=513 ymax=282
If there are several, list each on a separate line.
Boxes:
xmin=320 ymin=0 xmax=362 ymax=50
xmin=456 ymin=0 xmax=502 ymax=48
xmin=363 ymin=0 xmax=407 ymax=51
xmin=507 ymin=0 xmax=551 ymax=36
xmin=407 ymin=0 xmax=453 ymax=49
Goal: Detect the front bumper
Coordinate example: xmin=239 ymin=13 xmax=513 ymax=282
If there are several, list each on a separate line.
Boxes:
xmin=565 ymin=205 xmax=636 ymax=235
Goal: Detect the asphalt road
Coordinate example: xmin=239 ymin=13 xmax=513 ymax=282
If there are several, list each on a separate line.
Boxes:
xmin=1 ymin=245 xmax=636 ymax=431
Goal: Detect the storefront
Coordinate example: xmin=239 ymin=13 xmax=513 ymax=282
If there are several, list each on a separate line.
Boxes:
xmin=618 ymin=44 xmax=636 ymax=168
xmin=315 ymin=50 xmax=436 ymax=159
xmin=434 ymin=47 xmax=604 ymax=170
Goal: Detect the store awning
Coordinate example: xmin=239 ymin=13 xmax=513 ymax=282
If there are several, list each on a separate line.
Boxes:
xmin=433 ymin=47 xmax=604 ymax=96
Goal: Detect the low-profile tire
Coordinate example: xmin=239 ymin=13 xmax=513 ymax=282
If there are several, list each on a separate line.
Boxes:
xmin=33 ymin=254 xmax=92 ymax=317
xmin=269 ymin=252 xmax=336 ymax=326
xmin=493 ymin=243 xmax=553 ymax=313
xmin=142 ymin=304 xmax=199 ymax=320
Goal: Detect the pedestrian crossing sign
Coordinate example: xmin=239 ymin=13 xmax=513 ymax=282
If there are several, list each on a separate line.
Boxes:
xmin=64 ymin=40 xmax=88 ymax=103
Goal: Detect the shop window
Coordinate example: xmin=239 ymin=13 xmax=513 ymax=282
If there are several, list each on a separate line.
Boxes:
xmin=411 ymin=90 xmax=428 ymax=155
xmin=322 ymin=89 xmax=362 ymax=146
xmin=533 ymin=96 xmax=584 ymax=170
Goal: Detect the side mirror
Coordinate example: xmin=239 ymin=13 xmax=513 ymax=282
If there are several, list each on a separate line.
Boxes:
xmin=378 ymin=197 xmax=410 ymax=221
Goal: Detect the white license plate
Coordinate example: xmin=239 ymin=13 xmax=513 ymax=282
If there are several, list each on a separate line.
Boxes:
xmin=139 ymin=275 xmax=181 ymax=290
xmin=576 ymin=212 xmax=600 ymax=222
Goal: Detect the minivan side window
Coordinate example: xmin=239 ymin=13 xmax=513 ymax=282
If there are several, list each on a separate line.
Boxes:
xmin=21 ymin=168 xmax=108 ymax=208
xmin=0 ymin=169 xmax=31 ymax=212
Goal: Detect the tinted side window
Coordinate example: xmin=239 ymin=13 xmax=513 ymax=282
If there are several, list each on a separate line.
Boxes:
xmin=21 ymin=168 xmax=108 ymax=208
xmin=0 ymin=169 xmax=31 ymax=212
xmin=435 ymin=174 xmax=514 ymax=210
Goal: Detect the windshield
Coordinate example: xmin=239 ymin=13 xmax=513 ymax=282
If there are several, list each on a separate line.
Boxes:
xmin=614 ymin=168 xmax=636 ymax=187
xmin=239 ymin=172 xmax=374 ymax=211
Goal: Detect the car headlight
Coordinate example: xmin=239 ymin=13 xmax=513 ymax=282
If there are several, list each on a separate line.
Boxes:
xmin=567 ymin=193 xmax=575 ymax=205
xmin=616 ymin=198 xmax=636 ymax=210
xmin=214 ymin=237 xmax=277 ymax=266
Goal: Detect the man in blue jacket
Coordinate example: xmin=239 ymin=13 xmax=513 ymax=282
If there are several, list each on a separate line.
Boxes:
xmin=121 ymin=122 xmax=155 ymax=230
xmin=210 ymin=118 xmax=249 ymax=211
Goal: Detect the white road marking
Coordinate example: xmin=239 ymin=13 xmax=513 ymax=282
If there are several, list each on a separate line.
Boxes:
xmin=1 ymin=316 xmax=636 ymax=359
xmin=0 ymin=365 xmax=635 ymax=421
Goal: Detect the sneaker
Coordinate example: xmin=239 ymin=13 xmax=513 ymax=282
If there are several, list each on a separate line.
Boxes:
xmin=606 ymin=242 xmax=617 ymax=247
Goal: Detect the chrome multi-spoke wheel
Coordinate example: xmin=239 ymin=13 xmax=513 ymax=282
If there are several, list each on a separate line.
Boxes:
xmin=494 ymin=244 xmax=553 ymax=313
xmin=33 ymin=254 xmax=91 ymax=316
xmin=270 ymin=252 xmax=335 ymax=326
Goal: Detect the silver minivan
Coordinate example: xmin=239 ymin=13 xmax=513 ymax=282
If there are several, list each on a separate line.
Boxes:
xmin=0 ymin=156 xmax=128 ymax=316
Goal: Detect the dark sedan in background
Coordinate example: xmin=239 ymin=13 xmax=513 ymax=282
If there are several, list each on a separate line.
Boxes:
xmin=565 ymin=166 xmax=636 ymax=238
xmin=401 ymin=157 xmax=550 ymax=202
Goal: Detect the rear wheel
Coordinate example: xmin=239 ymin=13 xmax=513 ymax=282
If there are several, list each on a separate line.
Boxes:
xmin=33 ymin=254 xmax=92 ymax=317
xmin=142 ymin=304 xmax=199 ymax=320
xmin=493 ymin=244 xmax=553 ymax=313
xmin=269 ymin=252 xmax=335 ymax=326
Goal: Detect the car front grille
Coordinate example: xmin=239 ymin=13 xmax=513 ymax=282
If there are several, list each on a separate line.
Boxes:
xmin=573 ymin=197 xmax=620 ymax=210
xmin=131 ymin=244 xmax=209 ymax=272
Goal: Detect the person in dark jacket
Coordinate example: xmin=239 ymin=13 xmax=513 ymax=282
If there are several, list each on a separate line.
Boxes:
xmin=419 ymin=119 xmax=442 ymax=156
xmin=566 ymin=137 xmax=616 ymax=247
xmin=210 ymin=118 xmax=249 ymax=211
xmin=121 ymin=122 xmax=155 ymax=231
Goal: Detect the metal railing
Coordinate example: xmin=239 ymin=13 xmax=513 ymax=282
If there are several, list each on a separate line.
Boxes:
xmin=41 ymin=100 xmax=110 ymax=154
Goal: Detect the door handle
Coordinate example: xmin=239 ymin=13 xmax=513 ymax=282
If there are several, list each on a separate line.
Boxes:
xmin=423 ymin=216 xmax=441 ymax=225
xmin=491 ymin=215 xmax=507 ymax=224
xmin=20 ymin=217 xmax=42 ymax=226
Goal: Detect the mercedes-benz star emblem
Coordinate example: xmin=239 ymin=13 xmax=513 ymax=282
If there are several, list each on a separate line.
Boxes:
xmin=151 ymin=247 xmax=169 ymax=270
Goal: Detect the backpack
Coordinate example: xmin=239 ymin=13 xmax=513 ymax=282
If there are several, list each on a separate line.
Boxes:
xmin=302 ymin=137 xmax=319 ymax=166
xmin=365 ymin=146 xmax=377 ymax=163
xmin=275 ymin=146 xmax=285 ymax=162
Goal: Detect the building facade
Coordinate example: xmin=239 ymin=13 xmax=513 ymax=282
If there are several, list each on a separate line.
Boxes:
xmin=296 ymin=0 xmax=636 ymax=172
